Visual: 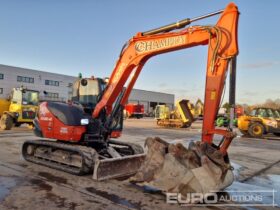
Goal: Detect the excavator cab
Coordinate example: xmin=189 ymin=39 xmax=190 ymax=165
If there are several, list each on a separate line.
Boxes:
xmin=71 ymin=77 xmax=124 ymax=135
xmin=71 ymin=77 xmax=107 ymax=114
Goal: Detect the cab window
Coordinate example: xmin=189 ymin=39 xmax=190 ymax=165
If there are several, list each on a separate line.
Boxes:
xmin=78 ymin=80 xmax=100 ymax=105
xmin=250 ymin=109 xmax=257 ymax=116
xmin=257 ymin=109 xmax=268 ymax=118
xmin=273 ymin=110 xmax=280 ymax=118
xmin=266 ymin=109 xmax=274 ymax=118
xmin=22 ymin=91 xmax=39 ymax=105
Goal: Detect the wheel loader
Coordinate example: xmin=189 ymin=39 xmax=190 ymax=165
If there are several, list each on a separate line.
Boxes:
xmin=22 ymin=3 xmax=239 ymax=196
xmin=0 ymin=87 xmax=39 ymax=130
xmin=238 ymin=107 xmax=280 ymax=138
xmin=155 ymin=99 xmax=194 ymax=128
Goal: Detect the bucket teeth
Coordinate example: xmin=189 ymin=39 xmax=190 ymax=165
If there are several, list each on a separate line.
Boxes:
xmin=130 ymin=137 xmax=234 ymax=195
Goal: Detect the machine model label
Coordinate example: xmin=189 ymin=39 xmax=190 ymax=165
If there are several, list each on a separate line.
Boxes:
xmin=135 ymin=36 xmax=186 ymax=53
xmin=60 ymin=127 xmax=68 ymax=134
xmin=41 ymin=117 xmax=52 ymax=121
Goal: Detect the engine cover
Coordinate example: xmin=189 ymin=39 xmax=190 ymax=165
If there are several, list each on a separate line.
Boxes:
xmin=36 ymin=101 xmax=87 ymax=142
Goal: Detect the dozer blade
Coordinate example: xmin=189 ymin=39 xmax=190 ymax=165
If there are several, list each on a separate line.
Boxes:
xmin=130 ymin=137 xmax=234 ymax=195
xmin=93 ymin=154 xmax=146 ymax=181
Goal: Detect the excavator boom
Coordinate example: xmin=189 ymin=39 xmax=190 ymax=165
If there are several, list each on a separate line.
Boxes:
xmin=94 ymin=2 xmax=238 ymax=154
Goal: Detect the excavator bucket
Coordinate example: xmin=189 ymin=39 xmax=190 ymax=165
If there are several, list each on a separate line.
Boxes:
xmin=93 ymin=153 xmax=146 ymax=181
xmin=130 ymin=137 xmax=234 ymax=195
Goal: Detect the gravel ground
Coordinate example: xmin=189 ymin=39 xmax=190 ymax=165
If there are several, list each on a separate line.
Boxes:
xmin=0 ymin=118 xmax=279 ymax=210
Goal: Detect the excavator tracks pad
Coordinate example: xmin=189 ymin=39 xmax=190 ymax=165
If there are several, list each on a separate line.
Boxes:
xmin=22 ymin=139 xmax=146 ymax=180
xmin=130 ymin=137 xmax=234 ymax=195
xmin=22 ymin=140 xmax=97 ymax=175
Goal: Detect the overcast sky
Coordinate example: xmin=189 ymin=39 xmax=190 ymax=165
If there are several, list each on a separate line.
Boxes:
xmin=0 ymin=0 xmax=279 ymax=104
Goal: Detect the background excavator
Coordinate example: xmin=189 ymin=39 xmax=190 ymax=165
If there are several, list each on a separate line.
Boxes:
xmin=155 ymin=99 xmax=194 ymax=128
xmin=154 ymin=99 xmax=204 ymax=128
xmin=22 ymin=2 xmax=239 ymax=194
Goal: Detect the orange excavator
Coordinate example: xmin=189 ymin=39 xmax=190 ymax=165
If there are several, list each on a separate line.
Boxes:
xmin=22 ymin=3 xmax=239 ymax=194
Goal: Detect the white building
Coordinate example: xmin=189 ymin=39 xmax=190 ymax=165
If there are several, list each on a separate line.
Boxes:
xmin=128 ymin=89 xmax=174 ymax=113
xmin=0 ymin=64 xmax=75 ymax=102
xmin=0 ymin=64 xmax=174 ymax=112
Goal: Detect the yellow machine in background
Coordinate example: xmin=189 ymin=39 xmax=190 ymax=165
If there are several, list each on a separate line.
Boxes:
xmin=0 ymin=99 xmax=10 ymax=116
xmin=155 ymin=99 xmax=194 ymax=128
xmin=154 ymin=105 xmax=170 ymax=120
xmin=0 ymin=87 xmax=39 ymax=130
xmin=238 ymin=107 xmax=280 ymax=138
xmin=194 ymin=99 xmax=204 ymax=118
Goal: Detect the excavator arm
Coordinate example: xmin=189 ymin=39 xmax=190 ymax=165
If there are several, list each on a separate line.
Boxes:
xmin=94 ymin=3 xmax=239 ymax=155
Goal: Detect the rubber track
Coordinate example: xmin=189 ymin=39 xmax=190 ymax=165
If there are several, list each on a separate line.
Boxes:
xmin=22 ymin=140 xmax=97 ymax=175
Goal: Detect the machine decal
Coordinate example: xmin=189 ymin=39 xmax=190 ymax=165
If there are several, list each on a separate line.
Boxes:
xmin=135 ymin=36 xmax=186 ymax=53
xmin=60 ymin=127 xmax=68 ymax=134
xmin=40 ymin=117 xmax=52 ymax=121
xmin=210 ymin=91 xmax=216 ymax=100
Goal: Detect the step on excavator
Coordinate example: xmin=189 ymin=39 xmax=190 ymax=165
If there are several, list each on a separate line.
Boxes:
xmin=22 ymin=2 xmax=239 ymax=195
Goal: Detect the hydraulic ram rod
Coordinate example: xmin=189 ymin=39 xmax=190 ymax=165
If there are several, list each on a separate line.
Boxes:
xmin=142 ymin=9 xmax=224 ymax=36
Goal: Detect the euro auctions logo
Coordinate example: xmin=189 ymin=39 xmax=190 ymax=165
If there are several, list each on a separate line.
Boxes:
xmin=167 ymin=192 xmax=219 ymax=204
xmin=166 ymin=190 xmax=277 ymax=207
